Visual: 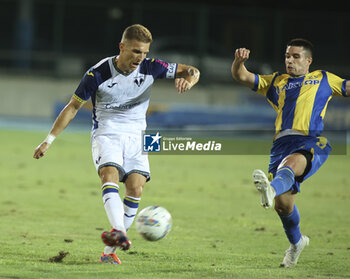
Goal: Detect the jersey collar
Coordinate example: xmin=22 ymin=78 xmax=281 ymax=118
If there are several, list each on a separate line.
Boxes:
xmin=113 ymin=56 xmax=135 ymax=76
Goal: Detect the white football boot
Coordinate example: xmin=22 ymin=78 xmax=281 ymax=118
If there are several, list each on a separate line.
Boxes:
xmin=280 ymin=235 xmax=310 ymax=268
xmin=252 ymin=169 xmax=276 ymax=209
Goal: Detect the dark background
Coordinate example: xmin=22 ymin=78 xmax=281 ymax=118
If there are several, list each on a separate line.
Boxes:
xmin=2 ymin=0 xmax=349 ymax=83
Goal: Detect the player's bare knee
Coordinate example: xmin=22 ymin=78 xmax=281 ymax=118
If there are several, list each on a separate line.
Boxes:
xmin=125 ymin=174 xmax=146 ymax=197
xmin=279 ymin=153 xmax=307 ymax=177
xmin=274 ymin=196 xmax=293 ymax=215
xmin=275 ymin=204 xmax=286 ymax=215
xmin=274 ymin=203 xmax=294 ymax=215
xmin=99 ymin=166 xmax=119 ymax=184
xmin=126 ymin=183 xmax=144 ymax=198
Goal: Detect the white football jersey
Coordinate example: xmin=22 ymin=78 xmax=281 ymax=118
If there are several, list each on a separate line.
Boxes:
xmin=73 ymin=56 xmax=177 ymax=135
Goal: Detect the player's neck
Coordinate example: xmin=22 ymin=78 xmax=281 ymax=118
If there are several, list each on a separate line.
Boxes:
xmin=289 ymin=71 xmax=309 ymax=78
xmin=114 ymin=57 xmax=133 ymax=75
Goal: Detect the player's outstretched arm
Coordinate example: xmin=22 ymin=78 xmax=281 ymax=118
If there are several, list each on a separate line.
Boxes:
xmin=346 ymin=80 xmax=350 ymax=96
xmin=33 ymin=97 xmax=84 ymax=159
xmin=174 ymin=64 xmax=200 ymax=93
xmin=231 ymin=48 xmax=256 ymax=89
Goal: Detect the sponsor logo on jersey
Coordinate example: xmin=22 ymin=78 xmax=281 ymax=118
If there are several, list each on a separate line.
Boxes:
xmin=105 ymin=102 xmax=141 ymax=110
xmin=281 ymin=78 xmax=320 ymax=92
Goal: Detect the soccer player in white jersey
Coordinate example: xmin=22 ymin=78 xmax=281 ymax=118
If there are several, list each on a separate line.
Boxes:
xmin=33 ymin=24 xmax=200 ymax=264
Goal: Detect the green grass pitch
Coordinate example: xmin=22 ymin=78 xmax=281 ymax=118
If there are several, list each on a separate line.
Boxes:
xmin=0 ymin=130 xmax=349 ymax=279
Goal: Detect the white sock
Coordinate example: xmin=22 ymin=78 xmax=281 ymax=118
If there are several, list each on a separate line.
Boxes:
xmin=123 ymin=195 xmax=141 ymax=231
xmin=104 ymin=245 xmax=116 ymax=255
xmin=101 ymin=182 xmax=126 ymax=232
xmin=294 ymin=236 xmax=304 ymax=249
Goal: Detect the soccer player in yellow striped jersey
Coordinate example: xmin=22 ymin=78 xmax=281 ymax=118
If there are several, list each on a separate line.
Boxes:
xmin=232 ymin=38 xmax=350 ymax=268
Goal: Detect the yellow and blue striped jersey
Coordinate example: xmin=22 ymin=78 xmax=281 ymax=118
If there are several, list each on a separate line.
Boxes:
xmin=253 ymin=70 xmax=348 ymax=137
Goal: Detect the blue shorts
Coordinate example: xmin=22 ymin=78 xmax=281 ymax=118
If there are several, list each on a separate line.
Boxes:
xmin=268 ymin=135 xmax=331 ymax=193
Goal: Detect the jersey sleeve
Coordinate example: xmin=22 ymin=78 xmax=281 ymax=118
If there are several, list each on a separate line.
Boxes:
xmin=253 ymin=72 xmax=280 ymax=111
xmin=73 ymin=68 xmax=98 ymax=103
xmin=253 ymin=72 xmax=278 ymax=96
xmin=141 ymin=58 xmax=177 ymax=80
xmin=326 ymin=72 xmax=348 ymax=97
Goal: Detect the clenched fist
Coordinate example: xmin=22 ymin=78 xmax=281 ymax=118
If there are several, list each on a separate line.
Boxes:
xmin=234 ymin=48 xmax=250 ymax=63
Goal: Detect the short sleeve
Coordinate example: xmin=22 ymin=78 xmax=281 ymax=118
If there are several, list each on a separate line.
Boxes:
xmin=326 ymin=72 xmax=348 ymax=97
xmin=73 ymin=69 xmax=99 ymax=103
xmin=73 ymin=59 xmax=112 ymax=103
xmin=253 ymin=72 xmax=279 ymax=97
xmin=140 ymin=58 xmax=178 ymax=80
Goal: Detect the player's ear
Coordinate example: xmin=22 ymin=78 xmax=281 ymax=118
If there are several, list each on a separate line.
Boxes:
xmin=307 ymin=57 xmax=312 ymax=67
xmin=119 ymin=42 xmax=124 ymax=52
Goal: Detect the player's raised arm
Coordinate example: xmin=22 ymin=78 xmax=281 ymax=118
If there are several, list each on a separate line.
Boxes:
xmin=231 ymin=48 xmax=256 ymax=89
xmin=33 ymin=97 xmax=84 ymax=159
xmin=174 ymin=64 xmax=200 ymax=93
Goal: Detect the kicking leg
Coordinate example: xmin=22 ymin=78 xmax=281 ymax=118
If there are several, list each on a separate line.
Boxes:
xmin=252 ymin=169 xmax=276 ymax=208
xmin=271 ymin=152 xmax=307 ymax=195
xmin=253 ymin=152 xmax=308 ymax=209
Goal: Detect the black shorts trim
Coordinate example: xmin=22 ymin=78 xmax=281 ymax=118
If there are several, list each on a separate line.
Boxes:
xmin=294 ymin=149 xmax=313 ymax=182
xmin=98 ymin=162 xmax=126 ymax=182
xmin=122 ymin=169 xmax=151 ymax=183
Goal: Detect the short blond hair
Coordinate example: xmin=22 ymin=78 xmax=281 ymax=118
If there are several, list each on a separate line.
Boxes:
xmin=121 ymin=24 xmax=153 ymax=43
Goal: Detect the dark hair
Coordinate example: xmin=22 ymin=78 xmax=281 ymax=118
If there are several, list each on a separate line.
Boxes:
xmin=287 ymin=38 xmax=314 ymax=58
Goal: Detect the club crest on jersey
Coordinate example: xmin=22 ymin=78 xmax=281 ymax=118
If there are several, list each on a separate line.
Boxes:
xmin=134 ymin=76 xmax=145 ymax=87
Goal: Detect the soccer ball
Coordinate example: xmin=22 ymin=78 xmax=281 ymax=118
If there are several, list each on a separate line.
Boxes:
xmin=135 ymin=206 xmax=172 ymax=241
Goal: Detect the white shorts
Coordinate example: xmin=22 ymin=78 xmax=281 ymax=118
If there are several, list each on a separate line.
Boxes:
xmin=91 ymin=133 xmax=150 ymax=182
